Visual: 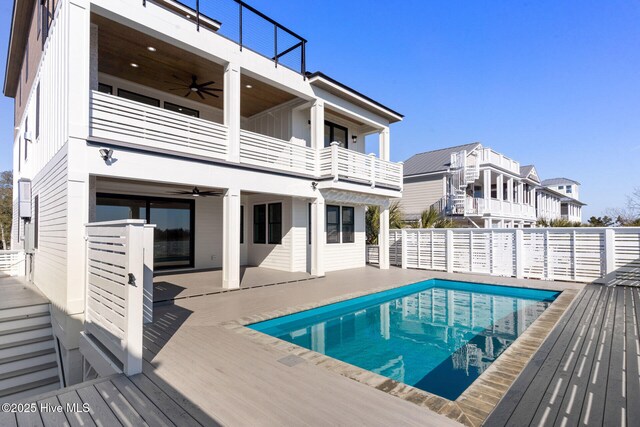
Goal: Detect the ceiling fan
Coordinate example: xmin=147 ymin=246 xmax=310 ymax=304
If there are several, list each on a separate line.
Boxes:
xmin=169 ymin=187 xmax=223 ymax=197
xmin=166 ymin=75 xmax=222 ymax=99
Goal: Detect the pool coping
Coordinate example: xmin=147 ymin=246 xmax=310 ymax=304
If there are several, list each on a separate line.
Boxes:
xmin=221 ymin=274 xmax=582 ymax=427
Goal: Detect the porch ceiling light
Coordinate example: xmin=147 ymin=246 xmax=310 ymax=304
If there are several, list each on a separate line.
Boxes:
xmin=130 ymin=63 xmax=139 ymax=68
xmin=245 ymin=84 xmax=252 ymax=89
xmin=147 ymin=46 xmax=156 ymax=52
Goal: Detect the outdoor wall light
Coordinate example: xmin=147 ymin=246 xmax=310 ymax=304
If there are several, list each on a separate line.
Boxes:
xmin=352 ymin=135 xmax=358 ymax=144
xmin=99 ymin=148 xmax=113 ymax=162
xmin=311 ymin=181 xmax=318 ymax=190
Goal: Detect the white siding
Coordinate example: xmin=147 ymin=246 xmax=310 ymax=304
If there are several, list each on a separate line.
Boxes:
xmin=246 ymin=195 xmax=294 ymax=271
xmin=32 ymin=146 xmax=69 ymax=308
xmin=324 ymin=205 xmax=366 ymax=272
xmin=243 ymin=100 xmax=296 ymax=142
xmin=399 ymin=175 xmax=446 ymax=218
xmin=194 ymin=196 xmax=223 ymax=269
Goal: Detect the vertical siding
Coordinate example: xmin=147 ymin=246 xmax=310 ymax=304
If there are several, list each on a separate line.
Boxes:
xmin=398 ymin=175 xmax=446 ymax=218
xmin=324 ymin=205 xmax=366 ymax=272
xmin=32 ymin=147 xmax=68 ymax=307
xmin=243 ymin=101 xmax=295 ymax=141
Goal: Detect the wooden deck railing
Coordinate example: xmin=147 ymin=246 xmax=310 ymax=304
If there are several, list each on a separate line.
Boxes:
xmin=390 ymin=227 xmax=640 ymax=285
xmin=0 ymin=250 xmax=25 ymax=277
xmin=90 ymin=91 xmax=228 ymax=161
xmin=83 ymin=220 xmax=154 ymax=375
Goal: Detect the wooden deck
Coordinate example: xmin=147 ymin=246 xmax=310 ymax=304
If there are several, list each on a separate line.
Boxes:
xmin=0 ymin=276 xmax=48 ymax=310
xmin=486 ymin=284 xmax=640 ymax=426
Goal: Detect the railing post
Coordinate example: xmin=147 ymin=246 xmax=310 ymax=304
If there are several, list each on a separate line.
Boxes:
xmin=446 ymin=229 xmax=454 ymax=273
xmin=196 ymin=0 xmax=200 ymax=31
xmin=123 ymin=223 xmax=144 ymax=376
xmin=238 ymin=2 xmax=243 ymax=51
xmin=274 ymin=24 xmax=278 ymax=67
xmin=330 ymin=141 xmax=339 ymax=181
xmin=604 ymin=228 xmax=615 ymax=275
xmin=143 ymin=224 xmax=155 ymax=324
xmin=515 ymin=229 xmax=524 ymax=279
xmin=401 ymin=229 xmax=407 ymax=269
xmin=369 ymin=153 xmax=376 ymax=188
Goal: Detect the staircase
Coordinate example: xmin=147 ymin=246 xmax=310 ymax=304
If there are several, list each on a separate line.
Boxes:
xmin=448 ymin=150 xmax=480 ymax=215
xmin=0 ymin=303 xmax=61 ymax=402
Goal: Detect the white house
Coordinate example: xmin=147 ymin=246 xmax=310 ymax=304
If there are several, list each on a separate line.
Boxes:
xmin=401 ymin=143 xmax=537 ymax=228
xmin=540 ymin=178 xmax=584 ymax=223
xmin=4 ymin=0 xmax=403 ymax=385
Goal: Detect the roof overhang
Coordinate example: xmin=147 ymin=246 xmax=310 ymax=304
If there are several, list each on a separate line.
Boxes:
xmin=3 ymin=0 xmax=31 ymax=98
xmin=306 ymin=72 xmax=403 ymax=124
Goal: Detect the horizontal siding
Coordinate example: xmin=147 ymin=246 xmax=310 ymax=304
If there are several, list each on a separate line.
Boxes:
xmin=247 ymin=195 xmax=293 ymax=271
xmin=324 ymin=206 xmax=365 ymax=272
xmin=291 ymin=199 xmax=308 ymax=272
xmin=194 ymin=197 xmax=223 ymax=269
xmin=399 ymin=175 xmax=445 ymax=218
xmin=32 ymin=147 xmax=68 ymax=307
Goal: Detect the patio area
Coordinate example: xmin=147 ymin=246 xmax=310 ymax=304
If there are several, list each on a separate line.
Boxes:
xmin=10 ymin=266 xmax=638 ymax=426
xmin=153 ymin=267 xmax=314 ymax=303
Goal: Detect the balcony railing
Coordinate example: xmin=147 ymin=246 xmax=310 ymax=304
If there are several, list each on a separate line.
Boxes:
xmin=479 ymin=148 xmax=520 ymax=174
xmin=453 ymin=197 xmax=536 ymax=219
xmin=319 ymin=143 xmax=403 ymax=189
xmin=90 ymin=91 xmax=228 ymax=161
xmin=89 ymin=93 xmax=403 ymax=190
xmin=145 ymin=0 xmax=307 ymax=74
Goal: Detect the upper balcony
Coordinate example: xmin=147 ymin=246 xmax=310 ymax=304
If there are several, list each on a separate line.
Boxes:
xmin=87 ymin=14 xmax=402 ymax=191
xmin=477 ymin=148 xmax=520 ymax=175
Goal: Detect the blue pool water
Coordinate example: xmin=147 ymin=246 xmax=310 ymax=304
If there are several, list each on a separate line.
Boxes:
xmin=249 ymin=279 xmax=558 ymax=400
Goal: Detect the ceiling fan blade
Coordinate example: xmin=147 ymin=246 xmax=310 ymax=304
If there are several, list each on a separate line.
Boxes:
xmin=197 ymin=81 xmax=215 ymax=87
xmin=184 ymin=91 xmax=192 ymax=97
xmin=196 ymin=91 xmax=205 ymax=100
xmin=200 ymin=90 xmax=220 ymax=98
xmin=202 ymin=87 xmax=223 ymax=92
xmin=168 ymin=87 xmax=188 ymax=91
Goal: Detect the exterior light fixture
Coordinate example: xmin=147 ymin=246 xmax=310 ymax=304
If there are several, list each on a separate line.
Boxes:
xmin=147 ymin=46 xmax=156 ymax=52
xmin=130 ymin=63 xmax=139 ymax=68
xmin=245 ymin=84 xmax=253 ymax=89
xmin=311 ymin=181 xmax=318 ymax=190
xmin=99 ymin=148 xmax=113 ymax=161
xmin=352 ymin=135 xmax=358 ymax=144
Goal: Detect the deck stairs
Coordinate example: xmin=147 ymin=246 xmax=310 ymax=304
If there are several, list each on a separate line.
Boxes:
xmin=0 ymin=302 xmax=61 ymax=402
xmin=448 ymin=149 xmax=480 ymax=215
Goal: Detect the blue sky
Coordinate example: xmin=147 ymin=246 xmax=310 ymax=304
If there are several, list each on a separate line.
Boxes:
xmin=1 ymin=0 xmax=639 ymax=218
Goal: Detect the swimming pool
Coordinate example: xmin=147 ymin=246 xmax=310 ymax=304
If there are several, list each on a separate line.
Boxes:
xmin=249 ymin=279 xmax=559 ymax=400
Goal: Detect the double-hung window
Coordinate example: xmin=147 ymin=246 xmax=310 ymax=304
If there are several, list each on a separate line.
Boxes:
xmin=326 ymin=205 xmax=355 ymax=244
xmin=341 ymin=207 xmax=354 ymax=243
xmin=253 ymin=203 xmax=282 ymax=244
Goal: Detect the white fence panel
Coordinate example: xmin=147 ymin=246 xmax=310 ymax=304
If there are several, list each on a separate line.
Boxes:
xmin=391 ymin=227 xmax=640 ymax=285
xmin=84 ymin=220 xmax=154 ymax=375
xmin=0 ymin=251 xmax=25 ymax=277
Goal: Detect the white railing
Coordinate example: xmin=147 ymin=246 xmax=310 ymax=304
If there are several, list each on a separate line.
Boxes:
xmin=239 ymin=130 xmax=317 ymax=175
xmin=83 ymin=220 xmax=154 ymax=375
xmin=460 ymin=198 xmax=536 ymax=219
xmin=0 ymin=250 xmax=25 ymax=277
xmin=479 ymin=148 xmax=520 ymax=174
xmin=366 ymin=245 xmax=380 ymax=264
xmin=320 ymin=143 xmax=403 ymax=189
xmin=390 ymin=227 xmax=640 ymax=285
xmin=90 ymin=91 xmax=228 ymax=161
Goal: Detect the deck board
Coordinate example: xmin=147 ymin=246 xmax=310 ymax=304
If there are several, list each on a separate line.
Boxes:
xmin=487 ymin=284 xmax=638 ymax=426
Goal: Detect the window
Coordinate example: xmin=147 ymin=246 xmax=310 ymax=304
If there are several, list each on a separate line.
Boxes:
xmin=164 ymin=102 xmax=199 ymax=118
xmin=473 ymin=185 xmax=482 ymax=198
xmin=33 ymin=195 xmax=39 ymax=249
xmin=96 ymin=194 xmax=194 ymax=269
xmin=566 ymin=185 xmax=573 ymax=193
xmin=40 ymin=0 xmax=50 ymax=48
xmin=35 ymin=84 xmax=40 ymax=139
xmin=558 ymin=185 xmax=564 ymax=190
xmin=326 ymin=205 xmax=340 ymax=244
xmin=240 ymin=205 xmax=244 ymax=244
xmin=308 ymin=203 xmax=312 ymax=245
xmin=98 ymin=83 xmax=113 ymax=95
xmin=341 ymin=207 xmax=354 ymax=243
xmin=491 ymin=184 xmax=497 ymax=199
xmin=117 ymin=89 xmax=160 ymax=107
xmin=324 ymin=121 xmax=348 ymax=148
xmin=253 ymin=204 xmax=266 ymax=244
xmin=268 ymin=203 xmax=282 ymax=244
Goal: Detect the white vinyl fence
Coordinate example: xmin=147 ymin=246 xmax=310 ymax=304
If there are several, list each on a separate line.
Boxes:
xmin=0 ymin=250 xmax=25 ymax=277
xmin=388 ymin=228 xmax=640 ymax=286
xmin=83 ymin=220 xmax=154 ymax=376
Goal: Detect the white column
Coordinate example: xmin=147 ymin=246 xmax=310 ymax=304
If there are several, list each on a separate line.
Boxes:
xmin=483 ymin=169 xmax=491 ymax=200
xmin=379 ymin=127 xmax=390 ymax=161
xmin=68 ymin=0 xmax=90 ymax=139
xmin=310 ymin=100 xmax=325 ymax=150
xmin=224 ymin=62 xmax=241 ymax=163
xmin=379 ymin=202 xmax=390 ymax=270
xmin=222 ymin=188 xmax=241 ymax=288
xmin=507 ymin=178 xmax=514 ymax=203
xmin=311 ymin=193 xmax=325 ymax=276
xmin=496 ymin=174 xmax=504 ymax=201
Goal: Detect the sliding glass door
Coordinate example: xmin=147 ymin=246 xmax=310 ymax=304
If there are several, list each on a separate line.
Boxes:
xmin=96 ymin=194 xmax=194 ymax=269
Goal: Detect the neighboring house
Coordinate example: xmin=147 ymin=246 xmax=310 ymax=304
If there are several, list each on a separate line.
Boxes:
xmin=401 ymin=143 xmax=537 ymax=228
xmin=4 ymin=0 xmax=403 ymax=385
xmin=540 ymin=178 xmax=585 ymax=223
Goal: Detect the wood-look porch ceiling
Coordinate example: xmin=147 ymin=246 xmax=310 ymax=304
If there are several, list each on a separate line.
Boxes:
xmin=92 ymin=15 xmax=296 ymax=117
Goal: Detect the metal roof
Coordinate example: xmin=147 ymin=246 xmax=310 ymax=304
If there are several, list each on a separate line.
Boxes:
xmin=541 ymin=177 xmax=581 ymax=186
xmin=403 ymin=143 xmax=481 ymax=177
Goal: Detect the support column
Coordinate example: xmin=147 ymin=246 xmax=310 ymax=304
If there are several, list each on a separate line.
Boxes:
xmin=222 ymin=188 xmax=241 ymax=288
xmin=379 ymin=202 xmax=390 ymax=270
xmin=507 ymin=178 xmax=514 ymax=203
xmin=311 ymin=193 xmax=325 ymax=276
xmin=379 ymin=127 xmax=390 ymax=161
xmin=483 ymin=169 xmax=491 ymax=200
xmin=224 ymin=62 xmax=241 ymax=163
xmin=496 ymin=174 xmax=504 ymax=201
